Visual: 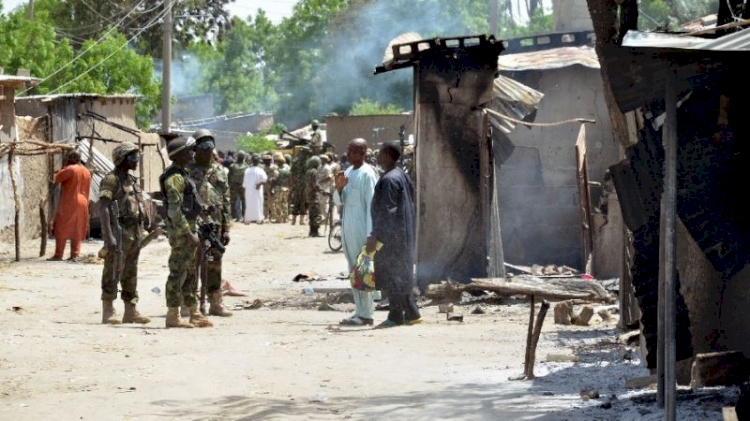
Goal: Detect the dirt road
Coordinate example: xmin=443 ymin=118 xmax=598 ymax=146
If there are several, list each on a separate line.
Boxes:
xmin=0 ymin=222 xmax=731 ymax=420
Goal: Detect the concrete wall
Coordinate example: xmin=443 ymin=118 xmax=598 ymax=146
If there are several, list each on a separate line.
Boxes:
xmin=498 ymin=66 xmax=622 ymax=270
xmin=326 ymin=114 xmax=413 ymax=154
xmin=552 ymin=0 xmax=593 ymax=32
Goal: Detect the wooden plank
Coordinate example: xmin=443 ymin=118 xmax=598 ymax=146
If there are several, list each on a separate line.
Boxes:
xmin=575 ymin=124 xmax=593 ymax=274
xmin=427 ymin=277 xmax=614 ymax=303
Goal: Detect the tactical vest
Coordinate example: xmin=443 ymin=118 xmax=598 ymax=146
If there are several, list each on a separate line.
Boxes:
xmin=159 ymin=165 xmax=202 ymax=221
xmin=111 ymin=172 xmax=144 ymax=226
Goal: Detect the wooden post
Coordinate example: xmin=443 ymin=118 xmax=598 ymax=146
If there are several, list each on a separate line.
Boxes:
xmin=575 ymin=125 xmax=593 ymax=274
xmin=39 ymin=201 xmax=47 ymax=257
xmin=524 ymin=295 xmax=536 ymax=375
xmin=525 ymin=300 xmax=550 ymax=379
xmin=658 ymin=63 xmax=678 ymax=420
xmin=8 ymin=149 xmax=21 ymax=262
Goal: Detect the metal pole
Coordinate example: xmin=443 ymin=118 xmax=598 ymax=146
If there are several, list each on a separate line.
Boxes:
xmin=161 ymin=0 xmax=173 ymax=132
xmin=660 ymin=63 xmax=678 ymax=421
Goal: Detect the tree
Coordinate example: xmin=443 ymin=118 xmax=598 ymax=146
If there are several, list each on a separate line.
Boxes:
xmin=638 ymin=0 xmax=716 ymax=30
xmin=29 ymin=0 xmax=234 ymax=57
xmin=349 ymin=98 xmax=404 ymax=116
xmin=0 ymin=8 xmax=161 ymax=128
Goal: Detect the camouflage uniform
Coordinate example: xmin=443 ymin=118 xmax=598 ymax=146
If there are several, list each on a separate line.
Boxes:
xmin=227 ymin=160 xmax=249 ymax=221
xmin=290 ymin=148 xmax=311 ymax=219
xmin=161 ymin=163 xmax=200 ymax=309
xmin=305 ymin=156 xmax=323 ymax=235
xmin=275 ymin=160 xmax=291 ymax=223
xmin=310 ymin=128 xmax=323 ymax=155
xmin=316 ymin=159 xmax=333 ymax=224
xmin=188 ymin=159 xmax=231 ymax=305
xmin=263 ymin=160 xmax=280 ymax=222
xmin=99 ymin=171 xmax=145 ymax=304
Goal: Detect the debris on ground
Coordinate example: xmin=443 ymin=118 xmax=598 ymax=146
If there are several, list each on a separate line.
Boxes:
xmin=471 ymin=306 xmax=485 ymax=315
xmin=580 ymin=388 xmax=600 ymax=401
xmin=317 ymin=302 xmax=354 ymax=312
xmin=446 ymin=313 xmax=463 ymax=322
xmin=233 ymin=299 xmax=264 ymax=310
xmin=690 ymin=351 xmax=748 ymax=388
xmin=293 ymin=272 xmax=319 ymax=282
xmin=438 ymin=303 xmax=454 ymax=313
xmin=428 ymin=277 xmax=613 ymax=304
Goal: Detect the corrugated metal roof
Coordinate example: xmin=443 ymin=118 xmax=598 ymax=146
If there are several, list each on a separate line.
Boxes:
xmin=497 ymin=46 xmax=600 ymax=71
xmin=622 ymin=28 xmax=750 ymax=51
xmin=18 ymin=93 xmax=140 ymax=101
xmin=491 ymin=74 xmax=544 ymax=134
xmin=0 ymin=75 xmax=40 ymax=87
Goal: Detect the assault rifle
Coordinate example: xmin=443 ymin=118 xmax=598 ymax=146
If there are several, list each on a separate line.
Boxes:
xmin=197 ymin=219 xmax=225 ymax=315
xmin=109 ymin=202 xmax=124 ymax=284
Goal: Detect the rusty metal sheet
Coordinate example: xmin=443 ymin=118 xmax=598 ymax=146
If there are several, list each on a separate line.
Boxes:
xmin=622 ymin=28 xmax=750 ymax=51
xmin=490 ymin=74 xmax=544 ymax=134
xmin=497 ymin=46 xmax=600 ymax=71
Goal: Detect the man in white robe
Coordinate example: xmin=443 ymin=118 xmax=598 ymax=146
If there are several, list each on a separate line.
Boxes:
xmin=334 ymin=138 xmax=378 ymax=326
xmin=242 ymin=155 xmax=268 ymax=224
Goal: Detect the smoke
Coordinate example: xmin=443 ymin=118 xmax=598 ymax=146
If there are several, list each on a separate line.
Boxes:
xmin=313 ymin=0 xmax=489 ymax=117
xmin=153 ymin=54 xmax=207 ymax=98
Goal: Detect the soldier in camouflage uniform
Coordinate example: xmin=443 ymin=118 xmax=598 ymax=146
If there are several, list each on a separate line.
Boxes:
xmin=305 ymin=155 xmax=323 ymax=237
xmin=261 ymin=154 xmax=279 ymax=222
xmin=99 ymin=142 xmax=151 ymax=325
xmin=160 ymin=136 xmax=212 ymax=328
xmin=227 ymin=151 xmax=249 ymax=221
xmin=309 ymin=119 xmax=323 ymax=155
xmin=189 ymin=129 xmax=233 ymax=318
xmin=273 ymin=152 xmax=291 ymax=223
xmin=289 ymin=147 xmax=311 ymax=225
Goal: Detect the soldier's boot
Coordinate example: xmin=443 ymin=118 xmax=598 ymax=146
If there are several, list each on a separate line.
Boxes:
xmin=165 ymin=307 xmax=194 ymax=328
xmin=291 ymin=215 xmax=297 ymax=225
xmin=102 ymin=300 xmax=122 ymax=325
xmin=122 ymin=302 xmax=151 ymax=324
xmin=189 ymin=305 xmax=214 ymax=327
xmin=209 ymin=291 xmax=233 ymax=317
xmin=180 ymin=304 xmax=190 ymax=318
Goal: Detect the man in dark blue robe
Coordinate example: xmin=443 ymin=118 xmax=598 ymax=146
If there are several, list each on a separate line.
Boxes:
xmin=368 ymin=142 xmax=421 ymax=328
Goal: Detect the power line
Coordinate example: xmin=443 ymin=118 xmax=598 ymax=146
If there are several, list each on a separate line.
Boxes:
xmin=19 ymin=0 xmax=150 ymax=96
xmin=45 ymin=0 xmax=173 ymax=96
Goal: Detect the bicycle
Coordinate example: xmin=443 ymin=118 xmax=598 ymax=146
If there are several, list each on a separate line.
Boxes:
xmin=324 ymin=190 xmax=342 ymax=252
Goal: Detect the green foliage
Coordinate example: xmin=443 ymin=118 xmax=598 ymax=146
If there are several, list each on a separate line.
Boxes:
xmin=0 ymin=7 xmax=161 ymax=129
xmin=235 ymin=133 xmax=277 ymax=153
xmin=638 ymin=0 xmax=717 ymax=30
xmin=349 ymin=98 xmax=404 ymax=116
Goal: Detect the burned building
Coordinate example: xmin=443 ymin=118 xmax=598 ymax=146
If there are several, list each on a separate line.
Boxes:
xmin=376 ymin=34 xmax=543 ymax=288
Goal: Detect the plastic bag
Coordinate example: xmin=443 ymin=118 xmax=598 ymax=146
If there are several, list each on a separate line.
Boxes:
xmin=349 ymin=244 xmax=382 ymax=291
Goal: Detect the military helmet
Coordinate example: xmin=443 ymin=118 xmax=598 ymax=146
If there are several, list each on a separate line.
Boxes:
xmin=167 ymin=136 xmax=195 ymax=157
xmin=261 ymin=153 xmax=272 ymax=161
xmin=307 ymin=155 xmax=321 ymax=169
xmin=311 ymin=119 xmax=320 ymax=128
xmin=319 ymin=154 xmax=330 ymax=162
xmin=283 ymin=154 xmax=292 ymax=164
xmin=273 ymin=152 xmax=285 ymax=163
xmin=192 ymin=128 xmax=214 ymax=143
xmin=113 ymin=142 xmax=139 ymax=166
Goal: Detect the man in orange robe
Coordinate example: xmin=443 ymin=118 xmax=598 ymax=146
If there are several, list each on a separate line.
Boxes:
xmin=49 ymin=150 xmax=91 ymax=261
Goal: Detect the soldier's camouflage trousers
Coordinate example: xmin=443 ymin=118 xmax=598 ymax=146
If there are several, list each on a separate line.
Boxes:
xmin=307 ymin=199 xmax=322 ymax=230
xmin=101 ymin=224 xmax=141 ymax=303
xmin=165 ymin=231 xmax=199 ymax=308
xmin=290 ymin=187 xmax=306 ymax=216
xmin=272 ymin=188 xmax=289 ymax=223
xmin=229 ymin=184 xmax=245 ymax=221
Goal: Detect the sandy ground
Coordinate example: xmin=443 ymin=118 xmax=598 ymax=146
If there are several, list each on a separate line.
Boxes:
xmin=0 ymin=222 xmax=738 ymax=420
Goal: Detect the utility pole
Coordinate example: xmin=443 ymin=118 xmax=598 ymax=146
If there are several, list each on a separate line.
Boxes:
xmin=489 ymin=0 xmax=499 ymax=36
xmin=29 ymin=0 xmax=34 ymax=20
xmin=161 ymin=0 xmax=173 ymax=132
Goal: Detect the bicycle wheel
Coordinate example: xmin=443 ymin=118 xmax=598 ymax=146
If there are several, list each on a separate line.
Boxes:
xmin=328 ymin=222 xmax=343 ymax=252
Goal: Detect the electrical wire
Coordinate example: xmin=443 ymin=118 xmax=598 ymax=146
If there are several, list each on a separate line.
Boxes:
xmin=44 ymin=0 xmax=173 ymax=96
xmin=18 ymin=0 xmax=150 ymax=96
